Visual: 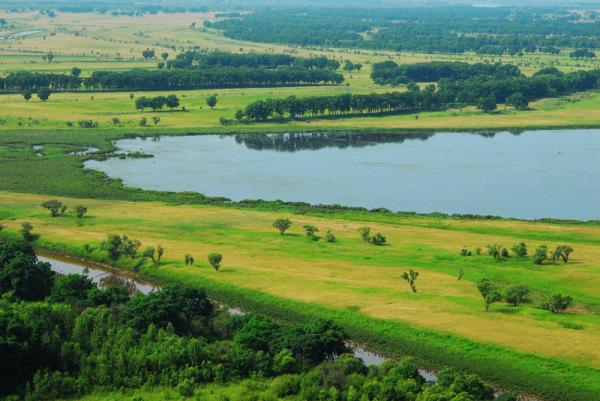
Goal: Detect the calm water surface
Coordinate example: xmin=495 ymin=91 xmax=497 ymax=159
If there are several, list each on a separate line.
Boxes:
xmin=85 ymin=130 xmax=600 ymax=220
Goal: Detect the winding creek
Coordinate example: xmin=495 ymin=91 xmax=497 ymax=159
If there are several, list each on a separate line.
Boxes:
xmin=41 ymin=254 xmax=544 ymax=398
xmin=39 ymin=253 xmax=537 ymax=399
xmin=39 ymin=253 xmax=432 ymax=373
xmin=86 ymin=130 xmax=600 ymax=221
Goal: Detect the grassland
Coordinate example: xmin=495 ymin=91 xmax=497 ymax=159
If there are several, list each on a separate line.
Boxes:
xmin=1 ymin=191 xmax=600 ymax=400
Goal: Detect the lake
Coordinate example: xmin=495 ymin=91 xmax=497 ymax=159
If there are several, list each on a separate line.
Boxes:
xmin=85 ymin=130 xmax=600 ymax=220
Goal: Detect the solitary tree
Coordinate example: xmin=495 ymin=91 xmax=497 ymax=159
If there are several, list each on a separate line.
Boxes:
xmin=273 ymin=218 xmax=292 ymax=235
xmin=74 ymin=205 xmax=87 ymax=218
xmin=552 ymin=245 xmax=574 ymax=263
xmin=41 ymin=200 xmax=67 ymax=217
xmin=22 ymin=89 xmax=32 ymax=102
xmin=401 ymin=270 xmax=419 ymax=293
xmin=37 ymin=87 xmax=51 ymax=102
xmin=156 ymin=245 xmax=164 ymax=263
xmin=161 ymin=52 xmax=169 ymax=60
xmin=208 ymin=253 xmax=222 ymax=271
xmin=477 ymin=278 xmax=502 ymax=312
xmin=325 ymin=230 xmax=336 ymax=243
xmin=184 ymin=254 xmax=194 ymax=265
xmin=71 ymin=67 xmax=82 ymax=77
xmin=206 ymin=95 xmax=218 ymax=110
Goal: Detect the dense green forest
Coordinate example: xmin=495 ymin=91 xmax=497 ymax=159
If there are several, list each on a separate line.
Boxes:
xmin=209 ymin=7 xmax=600 ymax=54
xmin=0 ymin=235 xmax=519 ymax=401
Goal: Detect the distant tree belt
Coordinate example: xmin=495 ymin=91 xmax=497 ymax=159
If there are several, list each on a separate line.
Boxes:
xmin=242 ymin=67 xmax=600 ymax=121
xmin=371 ymin=61 xmax=522 ymax=85
xmin=209 ymin=7 xmax=600 ymax=54
xmin=170 ymin=51 xmax=340 ymax=70
xmin=0 ymin=68 xmax=344 ymax=93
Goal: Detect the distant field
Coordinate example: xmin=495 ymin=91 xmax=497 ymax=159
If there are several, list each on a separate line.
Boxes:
xmin=1 ymin=11 xmax=600 ymax=132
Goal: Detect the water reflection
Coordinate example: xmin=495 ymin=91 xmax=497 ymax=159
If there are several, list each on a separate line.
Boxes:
xmin=85 ymin=130 xmax=600 ymax=220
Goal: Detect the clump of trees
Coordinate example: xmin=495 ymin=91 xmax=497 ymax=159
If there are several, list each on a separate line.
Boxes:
xmin=542 ymin=294 xmax=573 ymax=314
xmin=41 ymin=200 xmax=67 ymax=217
xmin=358 ymin=226 xmax=386 ymax=246
xmin=552 ymin=245 xmax=574 ymax=263
xmin=142 ymin=244 xmax=164 ymax=265
xmin=101 ymin=234 xmax=142 ymax=260
xmin=135 ymin=94 xmax=180 ymax=112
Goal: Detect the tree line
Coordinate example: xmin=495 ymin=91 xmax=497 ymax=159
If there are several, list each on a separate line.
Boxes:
xmin=372 ymin=61 xmax=522 ymax=85
xmin=239 ymin=65 xmax=600 ymax=121
xmin=0 ymin=67 xmax=344 ymax=93
xmin=170 ymin=50 xmax=340 ymax=70
xmin=237 ymin=89 xmax=441 ymax=122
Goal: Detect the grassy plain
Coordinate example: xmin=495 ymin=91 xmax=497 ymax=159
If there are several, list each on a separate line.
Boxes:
xmin=2 ymin=191 xmax=600 ymax=399
xmin=1 ymin=191 xmax=600 ymax=366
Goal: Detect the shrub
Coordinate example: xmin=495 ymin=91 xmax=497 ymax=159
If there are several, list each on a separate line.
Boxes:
xmin=303 ymin=225 xmax=320 ymax=241
xmin=77 ymin=120 xmax=98 ymax=128
xmin=176 ymin=379 xmax=195 ymax=397
xmin=74 ymin=205 xmax=87 ymax=218
xmin=358 ymin=227 xmax=371 ymax=242
xmin=505 ymin=285 xmax=529 ymax=306
xmin=533 ymin=245 xmax=548 ymax=265
xmin=325 ymin=230 xmax=336 ymax=243
xmin=511 ymin=242 xmax=527 ymax=258
xmin=271 ymin=374 xmax=301 ymax=397
xmin=370 ymin=233 xmax=386 ymax=246
xmin=460 ymin=247 xmax=472 ymax=257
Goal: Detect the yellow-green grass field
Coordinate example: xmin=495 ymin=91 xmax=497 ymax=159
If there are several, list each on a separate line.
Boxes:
xmin=1 ymin=191 xmax=599 ymax=370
